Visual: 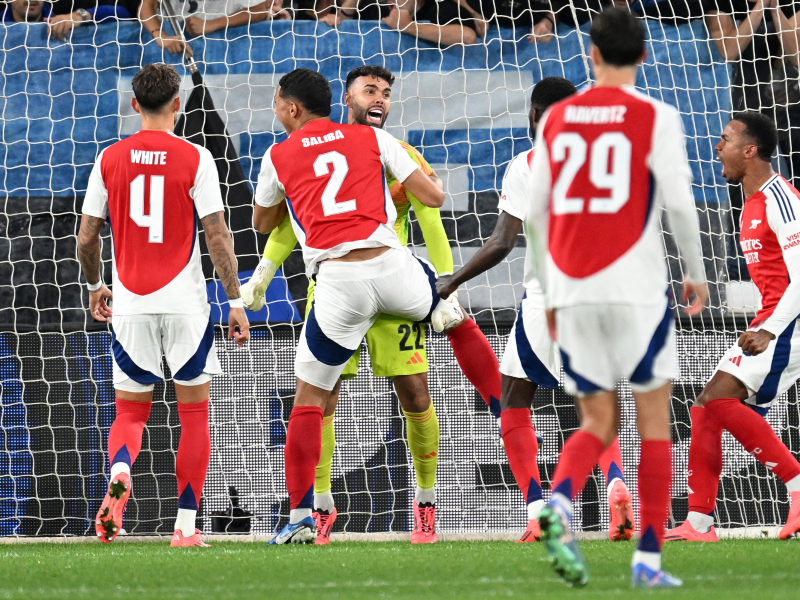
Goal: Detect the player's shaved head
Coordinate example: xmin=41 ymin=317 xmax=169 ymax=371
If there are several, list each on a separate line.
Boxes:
xmin=131 ymin=63 xmax=181 ymax=113
xmin=277 ymin=69 xmax=333 ymax=118
xmin=590 ymin=7 xmax=645 ymax=67
xmin=732 ymin=112 xmax=778 ymax=163
xmin=345 ymin=65 xmax=394 ymax=129
xmin=529 ymin=77 xmax=577 ymax=137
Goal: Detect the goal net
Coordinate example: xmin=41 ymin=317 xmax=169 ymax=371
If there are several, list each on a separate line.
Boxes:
xmin=0 ymin=8 xmax=796 ymax=538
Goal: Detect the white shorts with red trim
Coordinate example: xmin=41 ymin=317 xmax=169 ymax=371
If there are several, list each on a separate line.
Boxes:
xmin=715 ymin=320 xmax=800 ymax=414
xmin=555 ymin=298 xmax=676 ymax=396
xmin=499 ymin=289 xmax=560 ymax=388
xmin=111 ymin=308 xmax=221 ymax=393
xmin=295 ymin=247 xmax=439 ymax=391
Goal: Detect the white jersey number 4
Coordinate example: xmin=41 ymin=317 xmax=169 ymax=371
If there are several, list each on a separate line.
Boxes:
xmin=551 ymin=132 xmax=631 ymax=216
xmin=314 ymin=151 xmax=357 ymax=217
xmin=130 ymin=174 xmax=164 ymax=243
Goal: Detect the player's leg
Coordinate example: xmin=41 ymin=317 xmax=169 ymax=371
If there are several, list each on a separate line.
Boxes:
xmin=445 ymin=317 xmax=502 ymax=420
xmin=313 ymin=378 xmax=343 ymax=545
xmin=498 ymin=375 xmax=543 ymax=542
xmin=98 ymin=315 xmax=163 ymax=543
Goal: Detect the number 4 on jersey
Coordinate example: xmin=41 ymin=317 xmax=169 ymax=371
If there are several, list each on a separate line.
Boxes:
xmin=130 ymin=174 xmax=164 ymax=243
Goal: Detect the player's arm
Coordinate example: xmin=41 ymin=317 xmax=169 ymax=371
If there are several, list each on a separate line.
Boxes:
xmin=78 ymin=151 xmax=113 ymax=322
xmin=241 ymin=211 xmax=298 ymax=311
xmin=742 ymin=198 xmax=800 ymax=354
xmin=253 ymin=146 xmax=290 ymax=234
xmin=705 ymin=3 xmax=767 ymax=61
xmin=194 ymin=149 xmax=249 ymax=346
xmin=374 ymin=129 xmax=444 ymax=208
xmin=650 ymin=107 xmax=708 ymax=315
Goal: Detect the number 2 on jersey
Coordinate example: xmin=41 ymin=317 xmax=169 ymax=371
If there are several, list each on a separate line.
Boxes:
xmin=314 ymin=151 xmax=357 ymax=216
xmin=130 ymin=174 xmax=164 ymax=243
xmin=551 ymin=132 xmax=632 ymax=216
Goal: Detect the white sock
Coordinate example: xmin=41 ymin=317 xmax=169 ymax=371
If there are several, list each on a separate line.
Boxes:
xmin=290 ymin=508 xmax=312 ymax=524
xmin=527 ymin=499 xmax=545 ymax=521
xmin=314 ymin=491 xmax=335 ymax=513
xmin=632 ymin=550 xmax=661 ymax=571
xmin=110 ymin=462 xmax=130 ymax=480
xmin=415 ymin=486 xmax=436 ymax=505
xmin=606 ymin=477 xmax=623 ymax=499
xmin=687 ymin=511 xmax=714 ymax=534
xmin=786 ymin=474 xmax=800 ymax=494
xmin=175 ymin=508 xmax=196 ymax=538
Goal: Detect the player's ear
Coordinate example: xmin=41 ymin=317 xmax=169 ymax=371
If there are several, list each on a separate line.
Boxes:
xmin=638 ymin=49 xmax=647 ymax=65
xmin=344 ymin=92 xmax=352 ymax=109
xmin=172 ymin=95 xmax=181 ymax=114
xmin=131 ymin=97 xmax=141 ymax=115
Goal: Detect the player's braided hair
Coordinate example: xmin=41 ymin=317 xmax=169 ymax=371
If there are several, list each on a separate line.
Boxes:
xmin=530 ymin=77 xmax=577 ymax=110
xmin=278 ymin=69 xmax=333 ymax=117
xmin=345 ymin=65 xmax=395 ymax=90
xmin=131 ymin=63 xmax=181 ymax=113
xmin=589 ymin=7 xmax=645 ymax=67
xmin=733 ymin=111 xmax=779 ymax=162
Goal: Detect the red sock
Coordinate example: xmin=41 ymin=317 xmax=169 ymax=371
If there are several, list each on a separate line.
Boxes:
xmin=637 ymin=440 xmax=672 ymax=553
xmin=598 ymin=436 xmax=625 ymax=487
xmin=286 ymin=406 xmax=324 ymax=510
xmin=176 ymin=400 xmax=211 ymax=511
xmin=551 ymin=431 xmax=605 ymax=501
xmin=705 ymin=398 xmax=800 ymax=484
xmin=446 ymin=318 xmax=502 ymax=418
xmin=107 ymin=399 xmax=152 ymax=469
xmin=687 ymin=405 xmax=723 ymax=515
xmin=500 ymin=408 xmax=542 ymax=505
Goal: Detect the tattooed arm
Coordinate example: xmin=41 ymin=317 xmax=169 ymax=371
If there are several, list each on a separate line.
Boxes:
xmin=201 ymin=210 xmax=250 ymax=346
xmin=77 ymin=214 xmax=113 ymax=322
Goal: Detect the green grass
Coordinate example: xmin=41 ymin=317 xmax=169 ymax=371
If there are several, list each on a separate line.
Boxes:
xmin=0 ymin=540 xmax=798 ymax=599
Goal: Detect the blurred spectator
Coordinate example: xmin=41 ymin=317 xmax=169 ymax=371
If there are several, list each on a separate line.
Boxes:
xmin=2 ymin=0 xmax=53 ymax=22
xmin=379 ymin=0 xmax=484 ymax=45
xmin=704 ymin=0 xmax=800 ymax=187
xmin=139 ymin=0 xmax=279 ymax=53
xmin=284 ymin=0 xmax=337 ymax=20
xmin=46 ymin=0 xmax=141 ymax=40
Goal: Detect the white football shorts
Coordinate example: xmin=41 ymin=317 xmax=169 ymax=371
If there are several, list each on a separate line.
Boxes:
xmin=111 ymin=308 xmax=221 ymax=392
xmin=556 ymin=297 xmax=676 ymax=396
xmin=500 ymin=289 xmax=560 ymax=389
xmin=715 ymin=320 xmax=800 ymax=415
xmin=295 ymin=247 xmax=439 ymax=390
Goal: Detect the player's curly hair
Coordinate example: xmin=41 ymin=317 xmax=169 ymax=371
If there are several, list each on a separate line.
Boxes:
xmin=530 ymin=77 xmax=577 ymax=110
xmin=590 ymin=7 xmax=645 ymax=67
xmin=345 ymin=65 xmax=395 ymax=90
xmin=131 ymin=63 xmax=181 ymax=113
xmin=278 ymin=69 xmax=332 ymax=117
xmin=733 ymin=111 xmax=779 ymax=162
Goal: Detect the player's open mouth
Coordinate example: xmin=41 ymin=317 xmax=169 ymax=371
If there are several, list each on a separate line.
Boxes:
xmin=368 ymin=107 xmax=384 ymax=123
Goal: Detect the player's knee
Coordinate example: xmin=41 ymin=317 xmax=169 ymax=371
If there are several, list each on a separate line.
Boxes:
xmin=394 ymin=374 xmax=431 ymax=413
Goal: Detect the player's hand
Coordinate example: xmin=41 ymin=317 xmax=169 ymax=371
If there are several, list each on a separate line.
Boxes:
xmin=155 ymin=32 xmax=193 ymax=56
xmin=546 ymin=308 xmax=557 ymax=341
xmin=682 ymin=279 xmax=709 ymax=316
xmin=48 ymin=13 xmax=81 ymax=41
xmin=436 ymin=274 xmax=459 ymax=299
xmin=89 ymin=285 xmax=113 ymax=322
xmin=228 ymin=306 xmax=250 ymax=347
xmin=738 ymin=329 xmax=775 ymax=356
xmin=528 ymin=16 xmax=554 ymax=44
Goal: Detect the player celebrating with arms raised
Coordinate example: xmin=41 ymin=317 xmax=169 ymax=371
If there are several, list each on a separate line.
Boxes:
xmin=78 ymin=63 xmax=249 ymax=547
xmin=528 ymin=8 xmax=707 ymax=587
xmin=253 ymin=69 xmax=463 ymax=545
xmin=243 ymin=65 xmax=503 ymax=544
xmin=437 ymin=76 xmax=635 ymax=544
xmin=666 ymin=113 xmax=800 ymax=543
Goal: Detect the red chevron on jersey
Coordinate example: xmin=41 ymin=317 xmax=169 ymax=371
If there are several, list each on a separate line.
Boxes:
xmin=101 ymin=131 xmax=201 ymax=296
xmin=541 ymin=87 xmax=656 ymax=279
xmin=269 ymin=121 xmax=391 ymax=251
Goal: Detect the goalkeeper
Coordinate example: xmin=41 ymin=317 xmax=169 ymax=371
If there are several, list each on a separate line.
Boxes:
xmin=242 ymin=64 xmax=504 ymax=545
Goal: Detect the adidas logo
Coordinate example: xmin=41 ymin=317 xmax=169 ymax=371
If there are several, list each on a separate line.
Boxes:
xmin=407 ymin=351 xmax=424 ymax=365
xmin=729 ymin=356 xmax=742 ymax=367
xmin=766 ymin=461 xmax=777 ymax=471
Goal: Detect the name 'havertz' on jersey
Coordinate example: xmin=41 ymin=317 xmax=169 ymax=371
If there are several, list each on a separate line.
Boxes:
xmin=250 ymin=68 xmax=465 ymax=545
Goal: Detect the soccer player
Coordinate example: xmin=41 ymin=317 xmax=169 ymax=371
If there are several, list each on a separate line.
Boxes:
xmin=527 ymin=8 xmax=707 ymax=587
xmin=436 ymin=76 xmax=635 ymax=544
xmin=77 ymin=63 xmax=250 ymax=547
xmin=665 ymin=112 xmax=800 ymax=543
xmin=242 ymin=64 xmax=503 ymax=544
xmin=252 ymin=68 xmax=464 ymax=545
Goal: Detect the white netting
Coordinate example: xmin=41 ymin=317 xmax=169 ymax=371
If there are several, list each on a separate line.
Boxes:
xmin=0 ymin=3 xmax=798 ymax=536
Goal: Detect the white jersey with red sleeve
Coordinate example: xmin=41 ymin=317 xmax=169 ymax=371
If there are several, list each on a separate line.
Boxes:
xmin=527 ymin=85 xmax=706 ymax=308
xmin=81 ymin=130 xmax=224 ymax=315
xmin=255 ymin=120 xmax=419 ymax=276
xmin=498 ymin=148 xmax=544 ymax=296
xmin=740 ymin=174 xmax=800 ymax=335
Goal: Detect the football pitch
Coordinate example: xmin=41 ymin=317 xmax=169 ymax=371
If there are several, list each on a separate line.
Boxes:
xmin=0 ymin=540 xmax=797 ymax=599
